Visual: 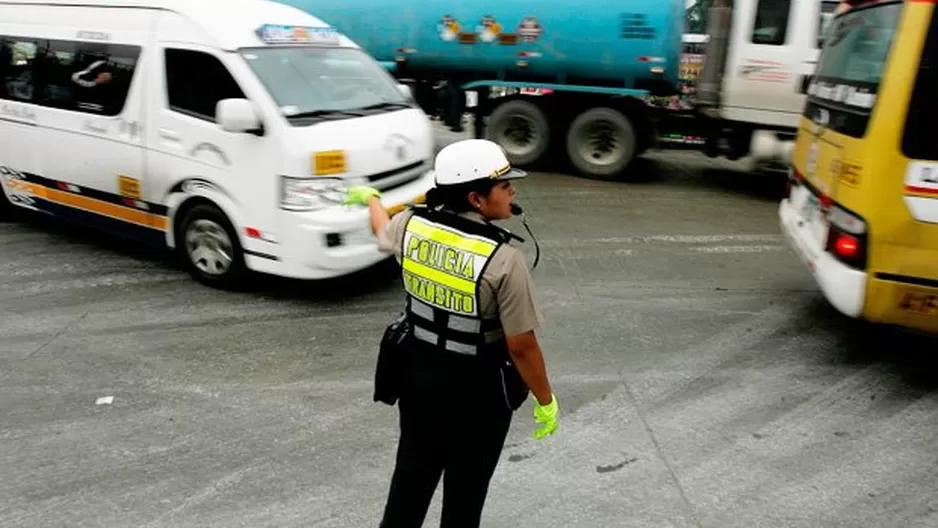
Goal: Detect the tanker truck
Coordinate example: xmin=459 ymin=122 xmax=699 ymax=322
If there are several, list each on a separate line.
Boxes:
xmin=275 ymin=0 xmax=687 ymax=179
xmin=274 ymin=0 xmax=841 ymax=178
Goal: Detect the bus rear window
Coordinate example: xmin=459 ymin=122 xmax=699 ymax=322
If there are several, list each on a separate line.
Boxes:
xmin=803 ymin=1 xmax=903 ymax=138
xmin=902 ymin=7 xmax=938 ymax=161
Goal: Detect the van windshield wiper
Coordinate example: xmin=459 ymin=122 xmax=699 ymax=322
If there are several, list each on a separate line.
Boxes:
xmin=287 ymin=109 xmax=364 ymax=120
xmin=357 ymin=101 xmax=413 ymax=111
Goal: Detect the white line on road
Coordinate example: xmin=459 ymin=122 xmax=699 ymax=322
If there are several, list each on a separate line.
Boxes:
xmin=539 ymin=234 xmax=785 ymax=246
xmin=690 ymin=245 xmax=786 ymax=253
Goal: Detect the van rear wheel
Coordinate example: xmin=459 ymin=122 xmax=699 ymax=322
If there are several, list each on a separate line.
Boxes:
xmin=177 ymin=203 xmax=247 ymax=289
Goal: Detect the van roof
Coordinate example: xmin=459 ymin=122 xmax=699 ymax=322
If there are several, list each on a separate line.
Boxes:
xmin=2 ymin=0 xmax=352 ymax=51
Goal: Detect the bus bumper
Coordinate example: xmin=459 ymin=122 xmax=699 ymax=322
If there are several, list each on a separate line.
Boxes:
xmin=779 ymin=197 xmax=867 ymax=318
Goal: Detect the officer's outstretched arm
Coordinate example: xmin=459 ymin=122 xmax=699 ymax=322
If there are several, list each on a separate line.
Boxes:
xmin=365 ymin=196 xmax=391 ymax=242
xmin=505 ymin=330 xmax=553 ymax=406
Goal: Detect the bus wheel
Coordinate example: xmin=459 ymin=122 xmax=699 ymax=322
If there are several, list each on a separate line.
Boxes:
xmin=177 ymin=203 xmax=247 ymax=289
xmin=565 ymin=107 xmax=636 ymax=179
xmin=485 ymin=99 xmax=550 ymax=168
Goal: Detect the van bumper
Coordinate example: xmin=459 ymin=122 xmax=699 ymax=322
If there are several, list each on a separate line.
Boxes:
xmin=778 ymin=197 xmax=867 ymax=318
xmin=248 ymin=171 xmax=432 ymax=280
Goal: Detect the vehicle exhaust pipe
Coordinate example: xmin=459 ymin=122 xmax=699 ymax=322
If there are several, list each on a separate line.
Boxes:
xmin=696 ymin=0 xmax=732 ymax=115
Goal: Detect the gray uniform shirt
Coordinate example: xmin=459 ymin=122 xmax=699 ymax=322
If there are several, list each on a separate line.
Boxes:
xmin=378 ymin=209 xmax=544 ymax=337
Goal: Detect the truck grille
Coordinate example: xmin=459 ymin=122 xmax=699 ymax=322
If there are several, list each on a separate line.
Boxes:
xmin=367 ymin=160 xmax=428 ymax=191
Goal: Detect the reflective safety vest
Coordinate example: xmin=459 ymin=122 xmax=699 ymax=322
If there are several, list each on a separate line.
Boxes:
xmin=401 ymin=207 xmax=514 ymax=356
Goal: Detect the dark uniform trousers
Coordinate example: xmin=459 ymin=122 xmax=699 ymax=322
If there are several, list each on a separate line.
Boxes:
xmin=380 ymin=341 xmax=514 ymax=528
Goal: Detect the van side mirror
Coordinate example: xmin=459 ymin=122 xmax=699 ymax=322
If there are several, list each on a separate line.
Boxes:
xmin=217 ymin=98 xmax=263 ymax=135
xmin=397 ymin=84 xmax=413 ymax=100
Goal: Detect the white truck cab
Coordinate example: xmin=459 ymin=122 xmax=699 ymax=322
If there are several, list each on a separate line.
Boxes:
xmin=696 ymin=0 xmax=840 ymax=170
xmin=0 ymin=0 xmax=434 ymax=288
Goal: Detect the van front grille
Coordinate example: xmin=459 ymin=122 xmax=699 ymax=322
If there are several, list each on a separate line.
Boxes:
xmin=367 ymin=160 xmax=429 ymax=191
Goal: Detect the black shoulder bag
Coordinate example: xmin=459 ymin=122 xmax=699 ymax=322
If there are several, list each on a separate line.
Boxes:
xmin=373 ymin=312 xmax=412 ymax=406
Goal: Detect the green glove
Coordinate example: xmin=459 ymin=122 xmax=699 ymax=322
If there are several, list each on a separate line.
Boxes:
xmin=532 ymin=394 xmax=559 ymax=440
xmin=344 ymin=185 xmax=381 ymax=206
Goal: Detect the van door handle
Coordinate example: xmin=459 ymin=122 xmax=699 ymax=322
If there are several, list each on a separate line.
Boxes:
xmin=159 ymin=128 xmax=180 ymax=141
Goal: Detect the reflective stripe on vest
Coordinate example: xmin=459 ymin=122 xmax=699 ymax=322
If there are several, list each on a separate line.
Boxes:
xmin=408 ymin=297 xmax=505 ymax=355
xmin=401 ymin=214 xmax=499 ymax=318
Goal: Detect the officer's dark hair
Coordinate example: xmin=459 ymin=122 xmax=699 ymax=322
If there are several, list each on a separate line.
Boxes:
xmin=424 ymin=178 xmax=499 ymax=214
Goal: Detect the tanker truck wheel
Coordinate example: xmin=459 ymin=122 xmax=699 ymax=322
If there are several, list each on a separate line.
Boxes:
xmin=565 ymin=107 xmax=637 ymax=179
xmin=485 ymin=99 xmax=550 ymax=167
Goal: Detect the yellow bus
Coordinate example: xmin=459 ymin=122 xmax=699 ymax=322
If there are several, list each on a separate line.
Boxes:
xmin=779 ymin=0 xmax=938 ymax=335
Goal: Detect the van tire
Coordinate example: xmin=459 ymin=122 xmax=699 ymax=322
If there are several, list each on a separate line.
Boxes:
xmin=0 ymin=189 xmax=11 ymax=222
xmin=485 ymin=99 xmax=550 ymax=168
xmin=176 ymin=203 xmax=248 ymax=289
xmin=0 ymin=183 xmax=16 ymax=223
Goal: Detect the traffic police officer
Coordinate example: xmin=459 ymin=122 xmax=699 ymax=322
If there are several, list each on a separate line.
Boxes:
xmin=344 ymin=139 xmax=560 ymax=527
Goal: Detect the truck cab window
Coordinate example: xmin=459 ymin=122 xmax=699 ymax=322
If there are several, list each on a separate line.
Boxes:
xmin=165 ymin=48 xmax=246 ymax=121
xmin=818 ymin=2 xmax=839 ymax=48
xmin=752 ymin=0 xmax=792 ymax=45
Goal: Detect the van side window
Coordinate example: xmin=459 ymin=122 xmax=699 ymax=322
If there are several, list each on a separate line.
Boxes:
xmin=0 ymin=35 xmax=139 ymax=116
xmin=751 ymin=0 xmax=792 ymax=45
xmin=42 ymin=40 xmax=140 ymax=116
xmin=0 ymin=37 xmax=39 ymax=103
xmin=902 ymin=11 xmax=938 ymax=161
xmin=165 ymin=49 xmax=246 ymax=122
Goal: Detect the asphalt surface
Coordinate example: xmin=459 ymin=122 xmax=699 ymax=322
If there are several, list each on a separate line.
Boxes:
xmin=2 ymin=124 xmax=938 ymax=528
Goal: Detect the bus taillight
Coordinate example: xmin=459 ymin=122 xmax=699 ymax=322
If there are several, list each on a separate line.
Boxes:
xmin=825 ymin=203 xmax=868 ymax=269
xmin=833 ymin=232 xmax=860 ymax=259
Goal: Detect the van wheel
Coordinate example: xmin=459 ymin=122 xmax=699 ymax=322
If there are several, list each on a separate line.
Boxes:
xmin=0 ymin=183 xmax=16 ymax=222
xmin=177 ymin=204 xmax=247 ymax=289
xmin=485 ymin=99 xmax=550 ymax=167
xmin=0 ymin=189 xmax=11 ymax=222
xmin=565 ymin=107 xmax=637 ymax=179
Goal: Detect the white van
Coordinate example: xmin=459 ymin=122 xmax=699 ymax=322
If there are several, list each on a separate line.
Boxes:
xmin=0 ymin=0 xmax=434 ymax=288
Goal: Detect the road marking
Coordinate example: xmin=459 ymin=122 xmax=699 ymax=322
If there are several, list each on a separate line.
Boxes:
xmin=690 ymin=245 xmax=786 ymax=253
xmin=540 ymin=234 xmax=784 ymax=247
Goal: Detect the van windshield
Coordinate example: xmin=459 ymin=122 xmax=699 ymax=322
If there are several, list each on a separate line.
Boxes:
xmin=804 ymin=1 xmax=903 ymax=138
xmin=239 ymin=46 xmax=412 ymax=124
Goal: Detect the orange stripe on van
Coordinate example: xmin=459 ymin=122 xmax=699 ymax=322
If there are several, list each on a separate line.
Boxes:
xmin=19 ymin=180 xmax=168 ymax=231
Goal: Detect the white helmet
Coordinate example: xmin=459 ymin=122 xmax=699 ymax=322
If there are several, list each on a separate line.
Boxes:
xmin=432 ymin=139 xmax=527 ymax=186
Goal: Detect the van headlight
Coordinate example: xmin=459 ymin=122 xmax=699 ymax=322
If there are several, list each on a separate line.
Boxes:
xmin=280 ymin=176 xmax=347 ymax=211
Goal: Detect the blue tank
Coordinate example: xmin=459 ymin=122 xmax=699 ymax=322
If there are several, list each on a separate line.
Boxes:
xmin=276 ymin=0 xmax=685 ymax=91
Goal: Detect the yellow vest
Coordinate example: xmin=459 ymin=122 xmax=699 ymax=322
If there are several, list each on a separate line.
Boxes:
xmin=400 ymin=208 xmax=508 ymax=355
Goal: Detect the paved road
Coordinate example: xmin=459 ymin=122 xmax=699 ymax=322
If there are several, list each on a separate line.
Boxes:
xmin=2 ymin=128 xmax=937 ymax=528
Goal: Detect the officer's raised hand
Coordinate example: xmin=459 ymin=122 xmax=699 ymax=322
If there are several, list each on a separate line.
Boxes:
xmin=344 ymin=185 xmax=381 ymax=206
